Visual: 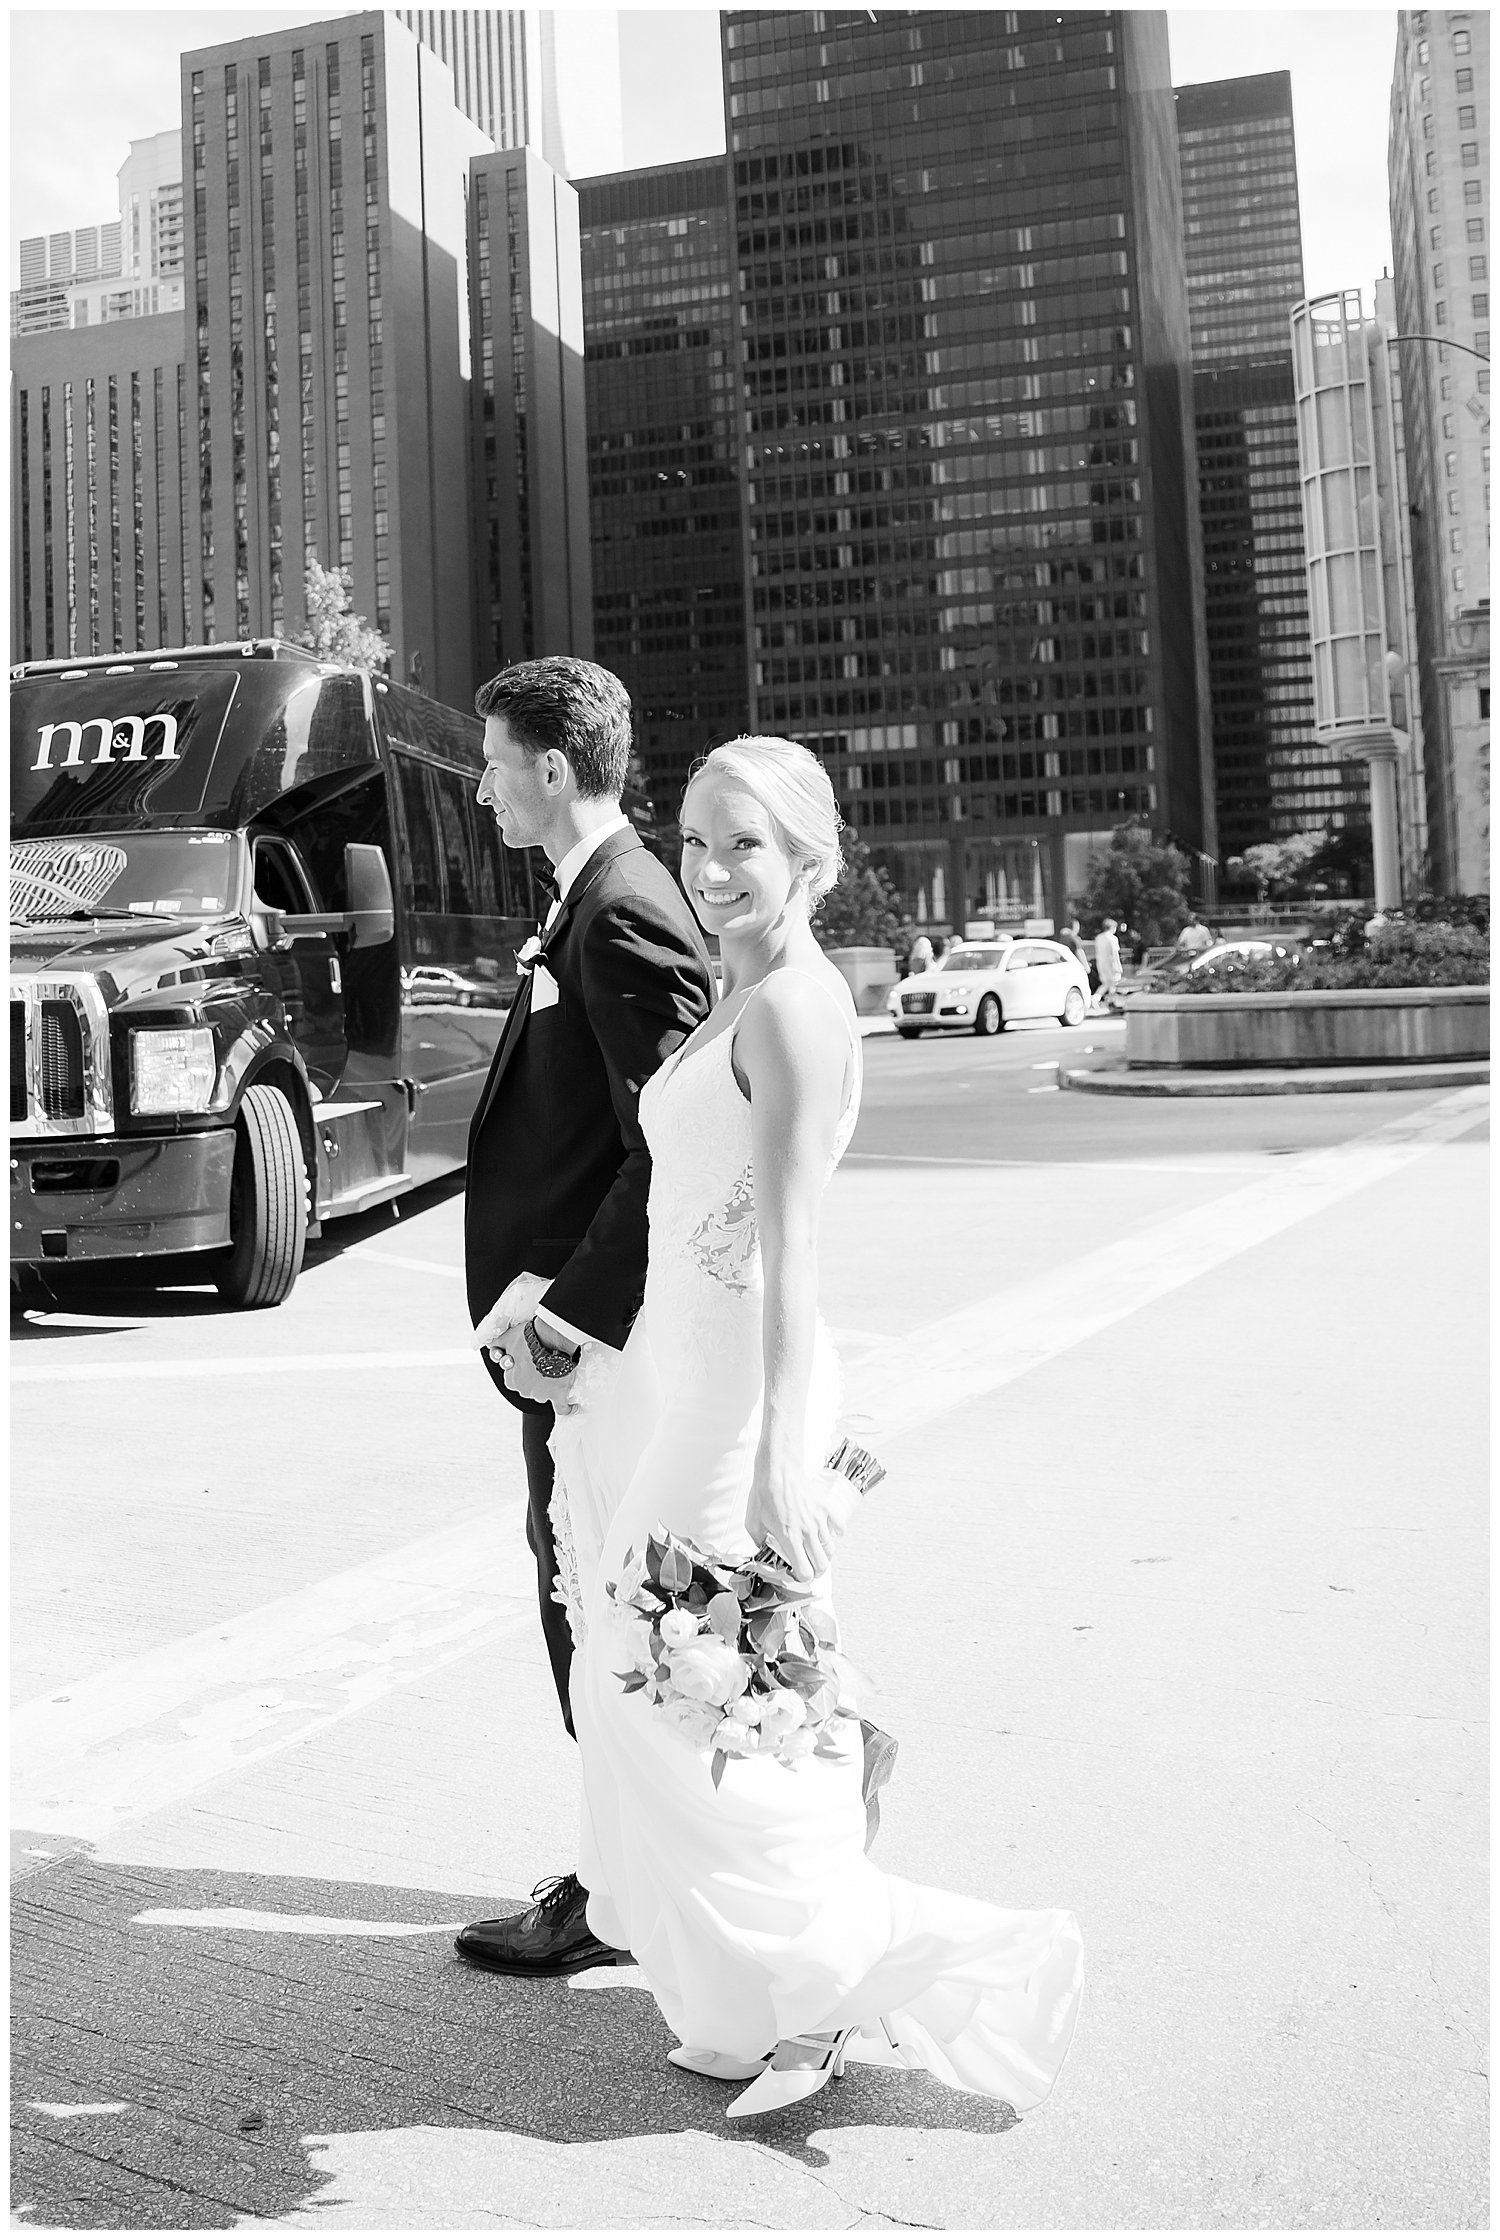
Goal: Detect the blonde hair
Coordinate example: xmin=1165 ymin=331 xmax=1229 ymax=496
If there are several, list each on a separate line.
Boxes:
xmin=685 ymin=736 xmax=844 ymax=905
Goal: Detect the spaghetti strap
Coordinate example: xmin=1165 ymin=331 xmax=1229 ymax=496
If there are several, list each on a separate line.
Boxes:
xmin=742 ymin=964 xmax=861 ymax=1057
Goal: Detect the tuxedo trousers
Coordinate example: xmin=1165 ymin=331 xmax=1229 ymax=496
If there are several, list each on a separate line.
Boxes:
xmin=520 ymin=1405 xmax=576 ymax=1741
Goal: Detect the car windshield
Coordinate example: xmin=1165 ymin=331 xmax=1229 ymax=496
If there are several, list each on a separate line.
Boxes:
xmin=939 ymin=947 xmax=1002 ymax=972
xmin=10 ymin=830 xmax=245 ymax=923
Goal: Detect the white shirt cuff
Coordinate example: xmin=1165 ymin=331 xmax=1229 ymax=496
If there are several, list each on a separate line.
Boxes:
xmin=533 ymin=1302 xmax=618 ymax=1357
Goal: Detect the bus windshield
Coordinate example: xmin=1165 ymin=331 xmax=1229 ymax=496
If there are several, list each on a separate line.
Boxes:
xmin=10 ymin=831 xmax=245 ymax=923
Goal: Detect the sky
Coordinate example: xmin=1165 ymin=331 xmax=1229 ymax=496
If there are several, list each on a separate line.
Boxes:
xmin=10 ymin=7 xmax=1398 ymax=297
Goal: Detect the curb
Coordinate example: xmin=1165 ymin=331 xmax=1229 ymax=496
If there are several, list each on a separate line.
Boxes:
xmin=1058 ymin=1057 xmax=1491 ymax=1098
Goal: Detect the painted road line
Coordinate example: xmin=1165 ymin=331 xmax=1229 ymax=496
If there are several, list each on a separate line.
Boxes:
xmin=135 ymin=1909 xmax=465 ymax=1937
xmin=345 ymin=1248 xmax=466 ymax=1280
xmin=841 ymin=1151 xmax=1282 ymax=1175
xmin=11 ymin=1347 xmax=478 ymax=1386
xmin=11 ymin=1515 xmax=536 ymax=1844
xmin=841 ymin=1086 xmax=1487 ymax=1446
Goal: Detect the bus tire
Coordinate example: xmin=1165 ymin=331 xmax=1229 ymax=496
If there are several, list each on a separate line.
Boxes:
xmin=216 ymin=1083 xmax=308 ymax=1310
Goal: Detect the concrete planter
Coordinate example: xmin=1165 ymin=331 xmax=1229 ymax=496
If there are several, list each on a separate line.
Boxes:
xmin=825 ymin=946 xmax=899 ymax=1015
xmin=1125 ymin=985 xmax=1490 ymax=1069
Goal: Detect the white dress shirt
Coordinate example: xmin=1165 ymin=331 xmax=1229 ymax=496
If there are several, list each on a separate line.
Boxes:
xmin=534 ymin=809 xmax=631 ymax=1358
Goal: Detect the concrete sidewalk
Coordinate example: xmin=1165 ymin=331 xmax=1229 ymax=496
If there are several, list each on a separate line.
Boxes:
xmin=11 ymin=1090 xmax=1489 ymax=2229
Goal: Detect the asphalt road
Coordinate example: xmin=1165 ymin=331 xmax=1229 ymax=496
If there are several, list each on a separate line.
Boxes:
xmin=10 ymin=1038 xmax=1489 ymax=2230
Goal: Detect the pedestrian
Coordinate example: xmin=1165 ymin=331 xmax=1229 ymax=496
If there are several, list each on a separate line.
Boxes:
xmin=1092 ymin=916 xmax=1122 ymax=1009
xmin=553 ymin=736 xmax=1084 ymax=2119
xmin=1175 ymin=911 xmax=1215 ymax=956
xmin=931 ymin=934 xmax=950 ymax=965
xmin=1055 ymin=916 xmax=1087 ymax=966
xmin=461 ymin=656 xmax=716 ymax=1980
xmin=906 ymin=930 xmax=933 ymax=977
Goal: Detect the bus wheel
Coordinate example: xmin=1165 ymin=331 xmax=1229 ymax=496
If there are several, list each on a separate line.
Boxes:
xmin=216 ymin=1084 xmax=308 ymax=1309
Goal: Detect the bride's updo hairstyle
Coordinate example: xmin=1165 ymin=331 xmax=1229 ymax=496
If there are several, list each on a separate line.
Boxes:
xmin=686 ymin=736 xmax=844 ymax=906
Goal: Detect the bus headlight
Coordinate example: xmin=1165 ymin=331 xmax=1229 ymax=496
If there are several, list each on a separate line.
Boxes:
xmin=130 ymin=1026 xmax=216 ymax=1114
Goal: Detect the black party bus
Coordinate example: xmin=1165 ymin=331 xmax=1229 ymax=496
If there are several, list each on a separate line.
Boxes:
xmin=10 ymin=638 xmax=558 ymax=1307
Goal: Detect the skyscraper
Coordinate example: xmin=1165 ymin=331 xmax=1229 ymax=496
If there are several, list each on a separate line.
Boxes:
xmin=13 ymin=134 xmax=183 ymax=338
xmin=11 ymin=10 xmax=593 ymax=703
xmin=11 ymin=315 xmax=192 ymax=663
xmin=578 ymin=159 xmax=748 ymax=814
xmin=1388 ymin=8 xmax=1490 ymax=894
xmin=394 ymin=9 xmax=564 ymax=165
xmin=471 ymin=146 xmax=593 ymax=671
xmin=1176 ymin=72 xmax=1366 ymax=862
xmin=182 ymin=12 xmax=488 ymax=702
xmin=725 ymin=8 xmax=1214 ymax=934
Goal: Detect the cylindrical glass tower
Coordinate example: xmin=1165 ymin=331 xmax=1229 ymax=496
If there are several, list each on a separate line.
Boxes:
xmin=1291 ymin=290 xmax=1392 ymax=735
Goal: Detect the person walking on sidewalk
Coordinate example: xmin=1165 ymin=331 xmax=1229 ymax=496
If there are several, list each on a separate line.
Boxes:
xmin=1092 ymin=917 xmax=1122 ymax=1010
xmin=461 ymin=656 xmax=715 ymax=1979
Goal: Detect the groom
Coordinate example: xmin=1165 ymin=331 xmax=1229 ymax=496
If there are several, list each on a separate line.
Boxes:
xmin=460 ymin=656 xmax=715 ymax=1977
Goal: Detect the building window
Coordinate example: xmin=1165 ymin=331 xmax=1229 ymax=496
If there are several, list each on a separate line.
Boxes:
xmin=1430 ymin=225 xmax=1443 ymax=249
xmin=1429 ymin=188 xmax=1441 ymax=211
xmin=1422 ymin=111 xmax=1434 ymax=137
xmin=1425 ymin=150 xmax=1437 ymax=175
xmin=1475 ymin=294 xmax=1490 ymax=317
xmin=1435 ymin=300 xmax=1448 ymax=323
xmin=1461 ymin=142 xmax=1479 ymax=167
xmin=1467 ymin=219 xmax=1485 ymax=243
xmin=1433 ymin=261 xmax=1446 ymax=286
xmin=1447 ymin=489 xmax=1461 ymax=513
xmin=1464 ymin=180 xmax=1482 ymax=204
xmin=1449 ymin=527 xmax=1463 ymax=551
xmin=1472 ymin=256 xmax=1489 ymax=279
xmin=1458 ymin=105 xmax=1476 ymax=129
xmin=1452 ymin=28 xmax=1470 ymax=53
xmin=1457 ymin=66 xmax=1473 ymax=91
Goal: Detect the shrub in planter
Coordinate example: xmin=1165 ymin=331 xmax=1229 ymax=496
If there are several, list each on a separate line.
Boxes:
xmin=1171 ymin=919 xmax=1489 ymax=994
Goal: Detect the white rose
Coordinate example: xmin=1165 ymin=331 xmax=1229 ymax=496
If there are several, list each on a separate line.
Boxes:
xmin=714 ymin=1717 xmax=755 ymax=1754
xmin=758 ymin=1687 xmax=808 ymax=1742
xmin=668 ymin=1638 xmax=750 ymax=1704
xmin=777 ymin=1726 xmax=817 ymax=1761
xmin=659 ymin=1608 xmax=701 ymax=1647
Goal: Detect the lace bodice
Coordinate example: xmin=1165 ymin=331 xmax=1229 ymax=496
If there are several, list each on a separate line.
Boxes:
xmin=639 ymin=970 xmax=862 ymax=1299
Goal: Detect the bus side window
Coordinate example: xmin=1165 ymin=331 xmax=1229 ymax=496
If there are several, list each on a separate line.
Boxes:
xmin=283 ymin=769 xmax=393 ymax=912
xmin=471 ymin=789 xmax=509 ymax=916
xmin=428 ymin=765 xmax=477 ymax=916
xmin=392 ymin=754 xmax=441 ymax=914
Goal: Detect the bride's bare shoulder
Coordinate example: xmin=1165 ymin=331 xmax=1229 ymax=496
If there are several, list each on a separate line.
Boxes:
xmin=736 ymin=966 xmax=856 ymax=1071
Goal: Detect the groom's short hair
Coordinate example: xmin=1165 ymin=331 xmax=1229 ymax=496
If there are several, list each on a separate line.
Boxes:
xmin=475 ymin=658 xmax=632 ymax=800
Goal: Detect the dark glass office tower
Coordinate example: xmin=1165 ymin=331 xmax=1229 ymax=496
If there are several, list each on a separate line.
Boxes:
xmin=725 ymin=8 xmax=1214 ymax=933
xmin=578 ymin=161 xmax=748 ymax=818
xmin=1177 ymin=72 xmax=1366 ymax=856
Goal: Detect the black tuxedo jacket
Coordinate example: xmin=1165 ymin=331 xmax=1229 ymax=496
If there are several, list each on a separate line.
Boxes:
xmin=464 ymin=826 xmax=714 ymax=1406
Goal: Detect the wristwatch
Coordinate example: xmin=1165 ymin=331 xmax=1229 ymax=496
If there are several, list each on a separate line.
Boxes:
xmin=522 ymin=1317 xmax=581 ymax=1378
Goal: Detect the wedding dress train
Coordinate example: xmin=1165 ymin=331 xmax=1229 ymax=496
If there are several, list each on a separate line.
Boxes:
xmin=550 ymin=974 xmax=1084 ymax=2109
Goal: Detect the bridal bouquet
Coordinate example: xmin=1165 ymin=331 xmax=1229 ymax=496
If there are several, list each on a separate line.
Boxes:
xmin=606 ymin=1438 xmax=885 ymax=1788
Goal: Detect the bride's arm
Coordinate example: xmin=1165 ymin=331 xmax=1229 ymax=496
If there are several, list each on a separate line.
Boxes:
xmin=736 ymin=975 xmax=849 ymax=1580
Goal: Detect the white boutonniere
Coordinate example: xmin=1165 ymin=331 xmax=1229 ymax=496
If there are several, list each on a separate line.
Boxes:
xmin=516 ymin=933 xmax=543 ymax=976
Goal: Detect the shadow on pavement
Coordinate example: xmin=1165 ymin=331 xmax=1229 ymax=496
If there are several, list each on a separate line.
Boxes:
xmin=13 ymin=1856 xmax=1021 ymax=2230
xmin=10 ymin=1171 xmax=467 ymax=1337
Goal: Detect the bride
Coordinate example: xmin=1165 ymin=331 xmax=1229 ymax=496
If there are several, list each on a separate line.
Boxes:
xmin=549 ymin=735 xmax=1084 ymax=2119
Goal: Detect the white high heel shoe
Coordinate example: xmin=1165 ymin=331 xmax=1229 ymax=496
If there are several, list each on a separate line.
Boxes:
xmin=724 ymin=2026 xmax=857 ymax=2119
xmin=668 ymin=2045 xmax=769 ymax=2082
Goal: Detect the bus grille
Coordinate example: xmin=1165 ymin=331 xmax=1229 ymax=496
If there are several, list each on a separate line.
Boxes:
xmin=11 ymin=1003 xmax=26 ymax=1123
xmin=39 ymin=1003 xmax=86 ymax=1120
xmin=9 ymin=978 xmax=114 ymax=1138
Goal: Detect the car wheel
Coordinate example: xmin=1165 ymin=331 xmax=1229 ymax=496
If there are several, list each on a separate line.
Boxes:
xmin=896 ymin=1025 xmax=924 ymax=1040
xmin=215 ymin=1083 xmax=309 ymax=1309
xmin=1062 ymin=986 xmax=1087 ymax=1026
xmin=974 ymin=993 xmax=1002 ymax=1037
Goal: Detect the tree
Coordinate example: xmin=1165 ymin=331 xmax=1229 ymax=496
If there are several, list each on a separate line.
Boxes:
xmin=1226 ymin=831 xmax=1325 ymax=904
xmin=1080 ymin=820 xmax=1193 ymax=946
xmin=813 ymin=835 xmax=909 ymax=952
xmin=291 ymin=561 xmax=393 ymax=672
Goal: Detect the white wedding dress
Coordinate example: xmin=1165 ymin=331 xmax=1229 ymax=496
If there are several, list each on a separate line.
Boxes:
xmin=551 ymin=971 xmax=1084 ymax=2107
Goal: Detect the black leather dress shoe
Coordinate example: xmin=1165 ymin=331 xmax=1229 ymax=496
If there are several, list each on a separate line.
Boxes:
xmin=454 ymin=1872 xmax=631 ymax=1977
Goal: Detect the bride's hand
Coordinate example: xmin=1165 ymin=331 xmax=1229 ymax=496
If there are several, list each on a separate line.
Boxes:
xmin=746 ymin=1453 xmax=843 ymax=1582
